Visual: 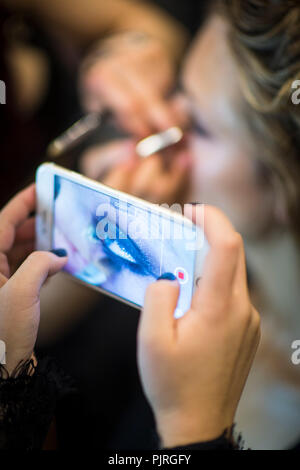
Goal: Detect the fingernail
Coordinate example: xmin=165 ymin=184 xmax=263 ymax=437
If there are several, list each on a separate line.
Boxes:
xmin=50 ymin=248 xmax=67 ymax=257
xmin=157 ymin=272 xmax=177 ymax=281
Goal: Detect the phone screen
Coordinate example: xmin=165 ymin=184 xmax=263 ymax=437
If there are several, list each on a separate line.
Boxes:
xmin=52 ymin=175 xmax=199 ymax=317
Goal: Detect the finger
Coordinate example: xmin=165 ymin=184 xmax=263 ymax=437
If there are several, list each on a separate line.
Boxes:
xmin=84 ymin=65 xmax=151 ymax=136
xmin=15 ymin=217 xmax=35 ymax=243
xmin=0 ymin=252 xmax=10 ymax=278
xmin=117 ymin=113 xmax=150 ymax=138
xmin=232 ymin=238 xmax=250 ymax=301
xmin=139 ymin=280 xmax=180 ymax=346
xmin=148 ymin=151 xmax=191 ymax=204
xmin=126 ymin=89 xmax=176 ymax=133
xmin=10 ymin=250 xmax=68 ymax=301
xmin=138 ymin=94 xmax=177 ymax=133
xmin=185 ymin=205 xmax=241 ymax=311
xmin=118 ymin=61 xmax=176 ymax=132
xmin=130 ymin=154 xmax=163 ymax=199
xmin=0 ymin=272 xmax=8 ymax=288
xmin=7 ymin=240 xmax=35 ymax=272
xmin=168 ymin=93 xmax=191 ymax=131
xmin=80 ymin=139 xmax=137 ymax=180
xmin=0 ymin=184 xmax=35 ymax=253
xmin=130 ymin=150 xmax=191 ymax=204
xmin=102 ymin=159 xmax=138 ymax=191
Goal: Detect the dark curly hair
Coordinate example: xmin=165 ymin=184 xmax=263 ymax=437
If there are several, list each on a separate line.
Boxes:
xmin=213 ymin=0 xmax=300 ymax=239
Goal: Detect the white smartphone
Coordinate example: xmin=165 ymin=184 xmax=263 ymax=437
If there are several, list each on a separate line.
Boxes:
xmin=36 ymin=163 xmax=208 ymax=317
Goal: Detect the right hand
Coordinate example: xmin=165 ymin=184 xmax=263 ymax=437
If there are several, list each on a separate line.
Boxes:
xmin=0 ymin=185 xmax=68 ymax=374
xmin=138 ymin=205 xmax=260 ymax=447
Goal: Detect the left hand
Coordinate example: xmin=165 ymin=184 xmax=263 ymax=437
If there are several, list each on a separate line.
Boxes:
xmin=0 ymin=185 xmax=67 ymax=374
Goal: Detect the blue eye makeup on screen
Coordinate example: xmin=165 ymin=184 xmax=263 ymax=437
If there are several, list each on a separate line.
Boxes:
xmin=88 ymin=220 xmax=158 ymax=277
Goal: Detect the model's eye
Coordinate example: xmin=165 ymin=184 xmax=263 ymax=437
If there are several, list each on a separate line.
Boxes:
xmin=90 ymin=219 xmax=157 ymax=276
xmin=193 ymin=121 xmax=210 ymax=138
xmin=102 ymin=229 xmax=150 ymax=274
xmin=104 ymin=239 xmax=136 ymax=263
xmin=189 ymin=114 xmax=211 ymax=139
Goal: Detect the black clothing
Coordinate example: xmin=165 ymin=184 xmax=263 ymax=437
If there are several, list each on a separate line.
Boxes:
xmin=0 ymin=356 xmax=235 ymax=451
xmin=0 ymin=356 xmax=77 ymax=450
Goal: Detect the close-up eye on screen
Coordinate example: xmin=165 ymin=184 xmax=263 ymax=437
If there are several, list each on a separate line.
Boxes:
xmin=53 ymin=176 xmax=197 ymax=317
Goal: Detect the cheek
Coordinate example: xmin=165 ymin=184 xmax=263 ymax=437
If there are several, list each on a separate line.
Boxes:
xmin=187 ymin=135 xmax=274 ymax=234
xmin=188 ymin=135 xmax=253 ymax=198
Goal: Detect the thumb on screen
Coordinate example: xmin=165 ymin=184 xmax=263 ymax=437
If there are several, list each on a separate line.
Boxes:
xmin=139 ymin=279 xmax=180 ymax=346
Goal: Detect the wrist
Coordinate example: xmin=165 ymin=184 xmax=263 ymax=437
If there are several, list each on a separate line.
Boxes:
xmin=4 ymin=351 xmax=37 ymax=377
xmin=156 ymin=410 xmax=232 ymax=448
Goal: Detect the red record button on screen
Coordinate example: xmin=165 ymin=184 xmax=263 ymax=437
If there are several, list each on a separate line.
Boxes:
xmin=174 ymin=267 xmax=188 ymax=285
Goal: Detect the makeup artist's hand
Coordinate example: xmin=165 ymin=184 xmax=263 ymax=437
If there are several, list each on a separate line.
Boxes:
xmin=0 ymin=185 xmax=67 ymax=374
xmin=138 ymin=205 xmax=260 ymax=447
xmin=80 ymin=137 xmax=191 ymax=204
xmin=80 ymin=33 xmax=184 ymax=136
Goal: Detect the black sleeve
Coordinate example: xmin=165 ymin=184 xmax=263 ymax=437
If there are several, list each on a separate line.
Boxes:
xmin=0 ymin=355 xmax=78 ymax=450
xmin=163 ymin=427 xmax=244 ymax=451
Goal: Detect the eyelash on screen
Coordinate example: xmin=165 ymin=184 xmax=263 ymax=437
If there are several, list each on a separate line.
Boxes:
xmin=89 ymin=221 xmax=156 ymax=277
xmin=106 ymin=240 xmax=136 ymax=263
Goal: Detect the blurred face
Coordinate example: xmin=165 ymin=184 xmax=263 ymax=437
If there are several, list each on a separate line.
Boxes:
xmin=80 ymin=15 xmax=283 ymax=239
xmin=181 ymin=15 xmax=278 ymax=238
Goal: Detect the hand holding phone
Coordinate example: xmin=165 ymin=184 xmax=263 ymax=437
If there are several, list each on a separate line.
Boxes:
xmin=138 ymin=205 xmax=260 ymax=448
xmin=0 ymin=185 xmax=67 ymax=374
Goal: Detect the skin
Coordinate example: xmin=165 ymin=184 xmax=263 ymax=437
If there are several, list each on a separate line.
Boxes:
xmin=80 ymin=34 xmax=185 ymax=136
xmin=181 ymin=16 xmax=278 ymax=238
xmin=80 ymin=136 xmax=192 ymax=204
